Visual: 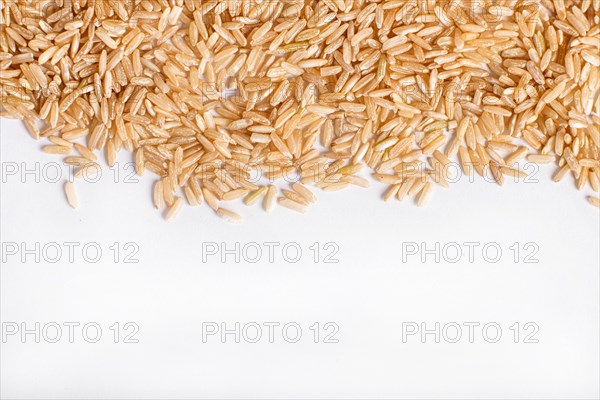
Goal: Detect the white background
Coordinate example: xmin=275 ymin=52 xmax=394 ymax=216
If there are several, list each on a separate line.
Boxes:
xmin=1 ymin=117 xmax=599 ymax=399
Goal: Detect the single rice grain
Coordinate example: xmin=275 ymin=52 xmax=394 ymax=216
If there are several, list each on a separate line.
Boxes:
xmin=64 ymin=182 xmax=79 ymax=209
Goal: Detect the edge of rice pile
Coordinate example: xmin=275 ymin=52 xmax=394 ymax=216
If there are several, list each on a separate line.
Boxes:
xmin=1 ymin=0 xmax=599 ymax=223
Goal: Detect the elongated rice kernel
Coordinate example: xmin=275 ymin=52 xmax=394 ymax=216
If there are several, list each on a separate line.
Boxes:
xmin=153 ymin=181 xmax=164 ymax=209
xmin=340 ymin=175 xmax=369 ymax=187
xmin=384 ymin=184 xmax=401 ymax=202
xmin=75 ymin=163 xmax=101 ymax=180
xmin=291 ymin=183 xmax=317 ymax=204
xmin=283 ymin=189 xmax=309 ymax=206
xmin=588 ymin=196 xmax=600 ymax=208
xmin=75 ymin=144 xmax=97 ymax=161
xmin=397 ymin=179 xmax=412 ymax=202
xmin=165 ymin=197 xmax=183 ymax=221
xmin=202 ymin=188 xmax=219 ymax=212
xmin=184 ymin=186 xmax=199 ymax=206
xmin=264 ymin=185 xmax=277 ymax=213
xmin=505 ymin=147 xmax=528 ymax=166
xmin=106 ymin=140 xmax=116 ymax=168
xmin=222 ymin=189 xmax=250 ymax=201
xmin=244 ymin=186 xmax=268 ymax=206
xmin=135 ymin=148 xmax=145 ymax=176
xmin=64 ymin=182 xmax=79 ymax=209
xmin=216 ymin=208 xmax=243 ymax=224
xmin=278 ymin=197 xmax=308 ymax=214
xmin=322 ymin=182 xmax=350 ymax=192
xmin=553 ymin=165 xmax=571 ymax=182
xmin=416 ymin=182 xmax=433 ymax=207
xmin=527 ymin=154 xmax=556 ymax=164
xmin=43 ymin=145 xmax=71 ymax=155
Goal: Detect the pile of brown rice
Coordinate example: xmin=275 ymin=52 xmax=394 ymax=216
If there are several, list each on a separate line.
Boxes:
xmin=1 ymin=0 xmax=599 ymax=222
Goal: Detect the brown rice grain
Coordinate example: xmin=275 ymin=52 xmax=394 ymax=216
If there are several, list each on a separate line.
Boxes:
xmin=264 ymin=185 xmax=277 ymax=213
xmin=64 ymin=182 xmax=79 ymax=209
xmin=278 ymin=197 xmax=308 ymax=214
xmin=587 ymin=196 xmax=600 ymax=208
xmin=216 ymin=208 xmax=244 ymax=224
xmin=165 ymin=197 xmax=184 ymax=221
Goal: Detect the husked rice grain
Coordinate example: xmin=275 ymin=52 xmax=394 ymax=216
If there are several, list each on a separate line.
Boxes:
xmin=202 ymin=188 xmax=219 ymax=212
xmin=588 ymin=196 xmax=600 ymax=208
xmin=244 ymin=187 xmax=268 ymax=206
xmin=216 ymin=208 xmax=243 ymax=224
xmin=165 ymin=197 xmax=183 ymax=221
xmin=278 ymin=197 xmax=308 ymax=214
xmin=64 ymin=182 xmax=78 ymax=209
xmin=153 ymin=182 xmax=165 ymax=210
xmin=527 ymin=154 xmax=557 ymax=164
xmin=283 ymin=189 xmax=309 ymax=206
xmin=223 ymin=189 xmax=250 ymax=201
xmin=292 ymin=183 xmax=317 ymax=204
xmin=264 ymin=185 xmax=277 ymax=213
xmin=416 ymin=182 xmax=433 ymax=207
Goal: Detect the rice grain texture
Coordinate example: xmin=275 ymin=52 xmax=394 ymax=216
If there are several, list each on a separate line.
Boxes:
xmin=0 ymin=0 xmax=599 ymax=221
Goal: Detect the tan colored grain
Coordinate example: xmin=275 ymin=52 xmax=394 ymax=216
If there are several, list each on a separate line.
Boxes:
xmin=416 ymin=182 xmax=433 ymax=207
xmin=278 ymin=197 xmax=308 ymax=214
xmin=587 ymin=196 xmax=600 ymax=208
xmin=216 ymin=208 xmax=244 ymax=224
xmin=165 ymin=197 xmax=184 ymax=221
xmin=64 ymin=182 xmax=79 ymax=209
xmin=264 ymin=185 xmax=277 ymax=213
xmin=527 ymin=154 xmax=557 ymax=164
xmin=153 ymin=181 xmax=165 ymax=210
xmin=244 ymin=187 xmax=268 ymax=206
